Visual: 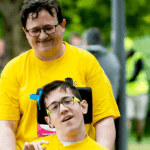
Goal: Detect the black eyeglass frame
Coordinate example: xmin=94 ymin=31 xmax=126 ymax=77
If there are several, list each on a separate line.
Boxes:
xmin=25 ymin=23 xmax=59 ymax=37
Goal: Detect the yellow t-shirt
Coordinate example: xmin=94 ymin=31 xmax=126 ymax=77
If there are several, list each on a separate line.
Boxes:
xmin=0 ymin=42 xmax=120 ymax=150
xmin=34 ymin=134 xmax=108 ymax=150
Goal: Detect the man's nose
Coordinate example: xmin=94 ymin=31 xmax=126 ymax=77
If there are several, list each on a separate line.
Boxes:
xmin=59 ymin=103 xmax=69 ymax=114
xmin=39 ymin=29 xmax=48 ymax=39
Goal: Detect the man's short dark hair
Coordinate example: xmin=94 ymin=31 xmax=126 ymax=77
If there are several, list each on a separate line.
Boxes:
xmin=40 ymin=80 xmax=82 ymax=111
xmin=20 ymin=0 xmax=63 ymax=28
xmin=85 ymin=28 xmax=104 ymax=45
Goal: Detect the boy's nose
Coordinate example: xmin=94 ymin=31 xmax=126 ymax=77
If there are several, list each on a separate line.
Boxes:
xmin=59 ymin=103 xmax=69 ymax=114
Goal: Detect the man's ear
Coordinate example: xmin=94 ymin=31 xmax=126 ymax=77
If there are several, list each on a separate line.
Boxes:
xmin=22 ymin=27 xmax=27 ymax=36
xmin=44 ymin=116 xmax=55 ymax=128
xmin=60 ymin=19 xmax=66 ymax=33
xmin=80 ymin=100 xmax=88 ymax=115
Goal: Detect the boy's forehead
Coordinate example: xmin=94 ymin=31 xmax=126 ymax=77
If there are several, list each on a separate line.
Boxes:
xmin=45 ymin=87 xmax=73 ymax=104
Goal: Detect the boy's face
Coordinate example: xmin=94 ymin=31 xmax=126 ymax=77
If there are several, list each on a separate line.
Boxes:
xmin=44 ymin=87 xmax=88 ymax=137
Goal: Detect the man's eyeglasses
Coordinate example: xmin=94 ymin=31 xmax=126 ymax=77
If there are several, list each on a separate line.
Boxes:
xmin=25 ymin=24 xmax=59 ymax=37
xmin=46 ymin=96 xmax=81 ymax=115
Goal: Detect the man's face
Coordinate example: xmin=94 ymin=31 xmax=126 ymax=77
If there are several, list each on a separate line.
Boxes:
xmin=44 ymin=87 xmax=88 ymax=137
xmin=23 ymin=9 xmax=66 ymax=60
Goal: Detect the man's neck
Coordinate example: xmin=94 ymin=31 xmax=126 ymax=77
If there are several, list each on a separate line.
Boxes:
xmin=35 ymin=42 xmax=66 ymax=61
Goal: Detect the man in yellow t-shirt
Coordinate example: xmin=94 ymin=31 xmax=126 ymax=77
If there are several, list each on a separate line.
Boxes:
xmin=0 ymin=1 xmax=120 ymax=150
xmin=23 ymin=80 xmax=108 ymax=150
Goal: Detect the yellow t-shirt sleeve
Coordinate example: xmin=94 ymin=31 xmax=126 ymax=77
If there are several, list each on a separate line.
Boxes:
xmin=0 ymin=60 xmax=20 ymax=121
xmin=85 ymin=54 xmax=120 ymax=125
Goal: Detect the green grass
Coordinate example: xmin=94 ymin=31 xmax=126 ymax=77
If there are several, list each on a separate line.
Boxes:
xmin=128 ymin=134 xmax=150 ymax=150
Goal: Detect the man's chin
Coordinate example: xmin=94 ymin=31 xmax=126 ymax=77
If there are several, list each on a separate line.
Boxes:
xmin=35 ymin=46 xmax=53 ymax=52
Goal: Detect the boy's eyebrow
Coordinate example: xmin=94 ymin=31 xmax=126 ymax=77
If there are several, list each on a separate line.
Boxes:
xmin=48 ymin=96 xmax=74 ymax=106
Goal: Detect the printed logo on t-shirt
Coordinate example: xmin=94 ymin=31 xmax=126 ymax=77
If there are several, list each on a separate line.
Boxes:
xmin=73 ymin=81 xmax=77 ymax=86
xmin=37 ymin=123 xmax=56 ymax=137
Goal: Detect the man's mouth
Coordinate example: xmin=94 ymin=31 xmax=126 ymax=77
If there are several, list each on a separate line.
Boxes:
xmin=38 ymin=39 xmax=53 ymax=43
xmin=62 ymin=116 xmax=73 ymax=122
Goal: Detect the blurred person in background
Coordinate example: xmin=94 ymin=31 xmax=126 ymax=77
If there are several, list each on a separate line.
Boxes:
xmin=0 ymin=1 xmax=120 ymax=150
xmin=0 ymin=39 xmax=5 ymax=73
xmin=82 ymin=28 xmax=121 ymax=100
xmin=70 ymin=32 xmax=83 ymax=47
xmin=126 ymin=48 xmax=149 ymax=143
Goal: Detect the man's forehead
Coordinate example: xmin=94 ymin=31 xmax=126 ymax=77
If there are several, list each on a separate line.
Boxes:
xmin=28 ymin=8 xmax=57 ymax=19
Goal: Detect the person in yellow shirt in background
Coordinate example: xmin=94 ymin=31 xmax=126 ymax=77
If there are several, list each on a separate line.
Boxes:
xmin=126 ymin=48 xmax=149 ymax=143
xmin=23 ymin=80 xmax=108 ymax=150
xmin=0 ymin=0 xmax=120 ymax=150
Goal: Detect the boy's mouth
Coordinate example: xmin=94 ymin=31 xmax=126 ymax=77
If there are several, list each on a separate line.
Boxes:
xmin=62 ymin=116 xmax=73 ymax=122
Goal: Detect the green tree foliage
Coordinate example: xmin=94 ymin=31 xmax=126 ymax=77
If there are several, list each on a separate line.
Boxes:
xmin=60 ymin=0 xmax=111 ymax=44
xmin=60 ymin=0 xmax=150 ymax=44
xmin=0 ymin=13 xmax=4 ymax=38
xmin=126 ymin=0 xmax=150 ymax=38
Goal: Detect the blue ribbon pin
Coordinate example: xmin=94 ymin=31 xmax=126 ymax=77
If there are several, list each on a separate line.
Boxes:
xmin=30 ymin=90 xmax=43 ymax=110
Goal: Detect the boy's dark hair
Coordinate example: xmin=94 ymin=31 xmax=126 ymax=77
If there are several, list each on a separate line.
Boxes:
xmin=20 ymin=0 xmax=63 ymax=29
xmin=40 ymin=80 xmax=82 ymax=112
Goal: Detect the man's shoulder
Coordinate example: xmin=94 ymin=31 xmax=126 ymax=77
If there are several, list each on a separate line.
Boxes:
xmin=4 ymin=50 xmax=31 ymax=67
xmin=65 ymin=42 xmax=96 ymax=60
xmin=1 ymin=50 xmax=32 ymax=75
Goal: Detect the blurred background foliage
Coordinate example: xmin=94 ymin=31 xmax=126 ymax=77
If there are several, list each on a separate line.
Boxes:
xmin=0 ymin=0 xmax=150 ymax=57
xmin=59 ymin=0 xmax=150 ymax=45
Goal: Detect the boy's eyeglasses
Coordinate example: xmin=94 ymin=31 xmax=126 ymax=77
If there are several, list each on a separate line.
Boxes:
xmin=46 ymin=96 xmax=81 ymax=115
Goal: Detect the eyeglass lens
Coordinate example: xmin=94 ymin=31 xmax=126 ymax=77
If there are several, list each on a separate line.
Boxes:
xmin=28 ymin=25 xmax=57 ymax=37
xmin=48 ymin=97 xmax=74 ymax=113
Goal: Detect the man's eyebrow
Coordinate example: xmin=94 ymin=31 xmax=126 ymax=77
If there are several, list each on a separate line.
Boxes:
xmin=29 ymin=24 xmax=55 ymax=30
xmin=29 ymin=26 xmax=40 ymax=30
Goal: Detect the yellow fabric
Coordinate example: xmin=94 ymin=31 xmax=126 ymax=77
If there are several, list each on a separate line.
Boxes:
xmin=35 ymin=134 xmax=108 ymax=150
xmin=126 ymin=52 xmax=149 ymax=96
xmin=0 ymin=42 xmax=120 ymax=150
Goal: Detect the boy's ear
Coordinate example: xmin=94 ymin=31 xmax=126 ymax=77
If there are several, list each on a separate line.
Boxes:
xmin=44 ymin=116 xmax=55 ymax=128
xmin=80 ymin=100 xmax=88 ymax=115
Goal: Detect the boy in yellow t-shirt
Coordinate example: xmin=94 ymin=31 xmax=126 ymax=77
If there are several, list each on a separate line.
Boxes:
xmin=23 ymin=80 xmax=108 ymax=150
